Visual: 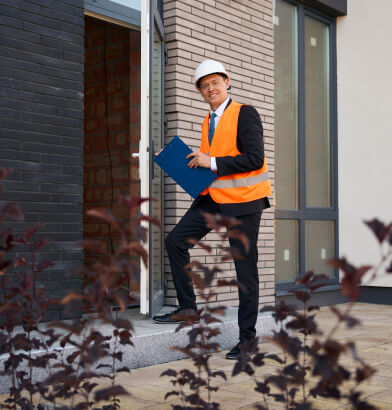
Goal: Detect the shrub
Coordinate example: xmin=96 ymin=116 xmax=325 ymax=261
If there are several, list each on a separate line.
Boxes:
xmin=162 ymin=212 xmax=247 ymax=409
xmin=0 ymin=168 xmax=158 ymax=409
xmin=162 ymin=213 xmax=392 ymax=409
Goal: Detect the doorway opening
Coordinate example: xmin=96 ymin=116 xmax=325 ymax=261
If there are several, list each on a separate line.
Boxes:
xmin=83 ymin=16 xmax=141 ymax=299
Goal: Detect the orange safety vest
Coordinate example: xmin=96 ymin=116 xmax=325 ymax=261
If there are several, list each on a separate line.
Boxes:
xmin=200 ymin=101 xmax=271 ymax=204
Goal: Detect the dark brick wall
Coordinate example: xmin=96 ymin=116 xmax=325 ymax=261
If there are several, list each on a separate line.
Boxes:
xmin=0 ymin=0 xmax=85 ymax=318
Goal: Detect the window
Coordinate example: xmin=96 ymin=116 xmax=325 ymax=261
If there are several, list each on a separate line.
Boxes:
xmin=274 ymin=0 xmax=338 ymax=289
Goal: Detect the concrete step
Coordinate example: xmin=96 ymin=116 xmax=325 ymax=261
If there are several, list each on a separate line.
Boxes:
xmin=119 ymin=306 xmax=277 ymax=369
xmin=0 ymin=307 xmax=277 ymax=394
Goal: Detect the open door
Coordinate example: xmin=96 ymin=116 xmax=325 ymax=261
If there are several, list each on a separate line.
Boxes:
xmin=149 ymin=1 xmax=165 ymax=316
xmin=140 ymin=0 xmax=165 ymax=315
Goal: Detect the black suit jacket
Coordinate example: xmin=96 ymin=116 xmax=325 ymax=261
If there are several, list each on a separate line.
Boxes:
xmin=193 ymin=99 xmax=271 ymax=217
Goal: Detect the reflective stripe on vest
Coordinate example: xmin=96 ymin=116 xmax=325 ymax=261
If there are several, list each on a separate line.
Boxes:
xmin=210 ymin=171 xmax=269 ymax=189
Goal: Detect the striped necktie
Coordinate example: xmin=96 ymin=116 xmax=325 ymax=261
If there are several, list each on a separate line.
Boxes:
xmin=208 ymin=113 xmax=217 ymax=145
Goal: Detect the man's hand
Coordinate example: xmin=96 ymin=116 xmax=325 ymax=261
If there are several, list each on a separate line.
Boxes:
xmin=187 ymin=152 xmax=211 ymax=169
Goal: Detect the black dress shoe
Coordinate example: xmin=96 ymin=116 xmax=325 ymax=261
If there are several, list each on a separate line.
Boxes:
xmin=153 ymin=307 xmax=182 ymax=324
xmin=226 ymin=343 xmax=241 ymax=360
xmin=153 ymin=307 xmax=199 ymax=324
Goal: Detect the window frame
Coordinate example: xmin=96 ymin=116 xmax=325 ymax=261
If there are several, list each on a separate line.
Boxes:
xmin=275 ymin=0 xmax=339 ymax=291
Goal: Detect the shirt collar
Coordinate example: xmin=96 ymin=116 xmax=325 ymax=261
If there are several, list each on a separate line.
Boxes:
xmin=210 ymin=97 xmax=230 ymax=118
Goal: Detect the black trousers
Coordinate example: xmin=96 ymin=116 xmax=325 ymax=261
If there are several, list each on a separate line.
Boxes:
xmin=165 ymin=194 xmax=262 ymax=343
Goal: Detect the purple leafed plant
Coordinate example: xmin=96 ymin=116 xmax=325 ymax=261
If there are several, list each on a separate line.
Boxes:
xmin=0 ymin=167 xmax=158 ymax=409
xmin=162 ymin=212 xmax=251 ymax=409
xmin=233 ymin=219 xmax=392 ymax=410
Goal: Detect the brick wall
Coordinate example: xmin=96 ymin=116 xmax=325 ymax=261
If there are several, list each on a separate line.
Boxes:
xmin=163 ymin=0 xmax=275 ymax=308
xmin=0 ymin=0 xmax=85 ymax=318
xmin=83 ymin=17 xmax=141 ymax=271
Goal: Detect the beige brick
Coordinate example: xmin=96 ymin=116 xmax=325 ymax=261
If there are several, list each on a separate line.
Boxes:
xmin=163 ymin=0 xmax=274 ymax=305
xmin=205 ymin=4 xmax=243 ymax=25
xmin=204 ymin=27 xmax=243 ymax=47
xmin=217 ymin=292 xmax=238 ymax=301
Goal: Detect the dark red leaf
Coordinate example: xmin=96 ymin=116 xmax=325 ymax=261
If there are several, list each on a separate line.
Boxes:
xmin=266 ymin=329 xmax=302 ymax=359
xmin=34 ymin=238 xmax=49 ymax=251
xmin=0 ymin=167 xmax=12 ymax=181
xmin=138 ymin=214 xmax=161 ymax=227
xmin=60 ymin=292 xmax=87 ymax=306
xmin=364 ymin=218 xmax=392 ymax=243
xmin=111 ymin=318 xmax=133 ymax=330
xmin=14 ymin=257 xmax=27 ymax=267
xmin=112 ymin=351 xmax=123 ymax=361
xmin=292 ymin=289 xmax=311 ymax=304
xmin=0 ymin=260 xmax=11 ymax=275
xmin=79 ymin=239 xmax=107 ymax=254
xmin=94 ymin=385 xmax=129 ymax=401
xmin=323 ymin=339 xmax=346 ymax=361
xmin=217 ymin=279 xmax=237 ymax=288
xmin=330 ymin=305 xmax=344 ymax=320
xmin=212 ymin=370 xmax=226 ymax=380
xmin=220 ymin=245 xmax=244 ymax=261
xmin=187 ymin=238 xmax=212 ymax=253
xmin=355 ymin=365 xmax=375 ymax=383
xmin=117 ymin=195 xmax=152 ymax=210
xmin=82 ymin=381 xmax=98 ymax=393
xmin=345 ymin=315 xmax=361 ymax=329
xmin=286 ymin=314 xmax=318 ymax=335
xmin=295 ymin=271 xmax=314 ymax=286
xmin=266 ymin=374 xmax=290 ymax=390
xmin=36 ymin=261 xmax=54 ymax=272
xmin=24 ymin=222 xmax=44 ymax=239
xmin=1 ymin=202 xmax=24 ymax=221
xmin=4 ymin=229 xmax=14 ymax=251
xmin=127 ymin=242 xmax=148 ymax=267
xmin=117 ymin=367 xmax=131 ymax=373
xmin=255 ymin=381 xmax=270 ymax=395
xmin=207 ymin=306 xmax=227 ymax=316
xmin=164 ymin=391 xmax=179 ymax=400
xmin=160 ymin=369 xmax=177 ymax=378
xmin=226 ymin=229 xmax=249 ymax=253
xmin=266 ymin=353 xmax=284 ymax=364
xmin=329 ymin=258 xmax=372 ymax=301
xmin=86 ymin=208 xmax=120 ymax=230
xmin=202 ymin=212 xmax=241 ymax=232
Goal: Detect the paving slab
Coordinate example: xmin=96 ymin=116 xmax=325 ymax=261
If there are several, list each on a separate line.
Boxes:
xmin=1 ymin=302 xmax=392 ymax=409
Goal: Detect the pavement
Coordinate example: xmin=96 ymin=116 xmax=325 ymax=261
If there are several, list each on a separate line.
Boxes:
xmin=1 ymin=302 xmax=392 ymax=409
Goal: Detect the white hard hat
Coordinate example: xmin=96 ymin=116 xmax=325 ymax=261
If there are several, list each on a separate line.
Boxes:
xmin=193 ymin=59 xmax=229 ymax=88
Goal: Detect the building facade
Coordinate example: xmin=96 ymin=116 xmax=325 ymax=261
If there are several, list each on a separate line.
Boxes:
xmin=0 ymin=0 xmax=391 ymax=319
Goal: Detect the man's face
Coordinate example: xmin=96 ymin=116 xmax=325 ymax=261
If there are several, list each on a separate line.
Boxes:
xmin=198 ymin=73 xmax=230 ymax=111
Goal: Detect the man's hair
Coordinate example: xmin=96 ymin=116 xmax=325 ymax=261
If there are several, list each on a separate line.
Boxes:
xmin=196 ymin=73 xmax=228 ymax=89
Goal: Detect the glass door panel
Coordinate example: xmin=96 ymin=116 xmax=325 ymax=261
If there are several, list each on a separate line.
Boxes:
xmin=276 ymin=220 xmax=299 ymax=283
xmin=275 ymin=0 xmax=299 ymax=211
xmin=305 ymin=16 xmax=331 ymax=207
xmin=305 ymin=220 xmax=335 ymax=277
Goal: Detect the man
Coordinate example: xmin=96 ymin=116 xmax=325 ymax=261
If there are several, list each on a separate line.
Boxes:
xmin=153 ymin=60 xmax=271 ymax=360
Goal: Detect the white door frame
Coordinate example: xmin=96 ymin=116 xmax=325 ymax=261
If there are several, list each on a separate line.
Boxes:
xmin=139 ymin=0 xmax=150 ymax=314
xmin=84 ymin=0 xmax=151 ymax=314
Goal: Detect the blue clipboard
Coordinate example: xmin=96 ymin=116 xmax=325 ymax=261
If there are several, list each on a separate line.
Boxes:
xmin=154 ymin=136 xmax=217 ymax=199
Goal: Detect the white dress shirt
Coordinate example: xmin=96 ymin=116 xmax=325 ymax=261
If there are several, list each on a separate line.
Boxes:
xmin=209 ymin=97 xmax=230 ymax=171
